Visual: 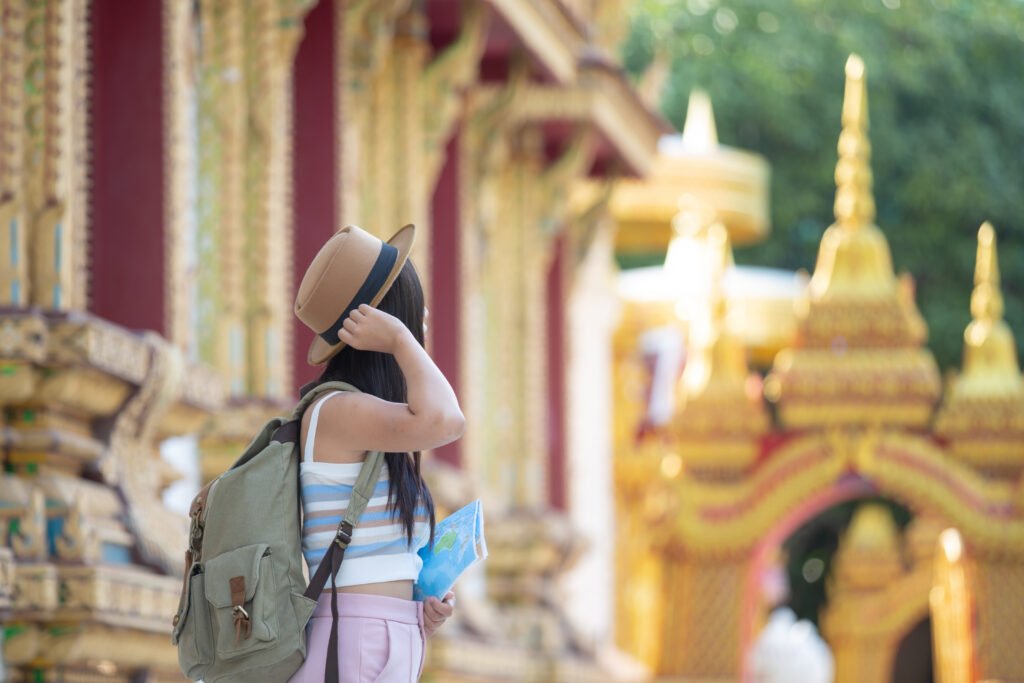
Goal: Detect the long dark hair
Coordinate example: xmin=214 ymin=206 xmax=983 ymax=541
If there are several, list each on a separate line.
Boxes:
xmin=302 ymin=260 xmax=435 ymax=546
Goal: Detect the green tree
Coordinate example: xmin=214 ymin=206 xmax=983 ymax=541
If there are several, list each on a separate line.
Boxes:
xmin=623 ymin=0 xmax=1024 ymax=370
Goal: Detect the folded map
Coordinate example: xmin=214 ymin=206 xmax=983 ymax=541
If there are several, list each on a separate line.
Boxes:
xmin=413 ymin=499 xmax=488 ymax=601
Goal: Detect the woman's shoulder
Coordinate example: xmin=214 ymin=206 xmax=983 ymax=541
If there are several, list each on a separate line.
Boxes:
xmin=301 ymin=391 xmax=372 ymax=464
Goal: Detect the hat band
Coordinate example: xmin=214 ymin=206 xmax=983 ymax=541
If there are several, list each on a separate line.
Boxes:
xmin=318 ymin=241 xmax=399 ymax=344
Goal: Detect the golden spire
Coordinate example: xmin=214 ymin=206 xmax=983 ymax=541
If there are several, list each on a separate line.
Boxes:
xmin=807 ymin=54 xmax=897 ymax=303
xmin=834 ymin=55 xmax=876 ymax=231
xmin=953 ymin=222 xmax=1022 ymax=398
xmin=681 ymin=89 xmax=719 ymax=151
xmin=970 ymin=221 xmax=1003 ymax=324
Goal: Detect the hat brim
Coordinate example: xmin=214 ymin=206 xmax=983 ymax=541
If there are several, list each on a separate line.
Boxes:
xmin=306 ymin=223 xmax=416 ymax=366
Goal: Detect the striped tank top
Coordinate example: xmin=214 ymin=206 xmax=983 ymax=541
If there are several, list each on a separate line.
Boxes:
xmin=300 ymin=391 xmax=430 ymax=588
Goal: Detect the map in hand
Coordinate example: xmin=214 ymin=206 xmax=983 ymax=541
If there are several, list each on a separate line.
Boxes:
xmin=413 ymin=499 xmax=487 ymax=601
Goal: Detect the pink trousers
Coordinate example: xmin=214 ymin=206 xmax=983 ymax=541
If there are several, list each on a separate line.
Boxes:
xmin=289 ymin=592 xmax=426 ymax=683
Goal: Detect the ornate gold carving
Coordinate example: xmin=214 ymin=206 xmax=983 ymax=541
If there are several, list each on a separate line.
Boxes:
xmin=12 ymin=561 xmax=58 ymax=611
xmin=965 ymin=223 xmax=1016 ymax=372
xmin=185 ymin=0 xmax=313 ymax=400
xmin=335 ymin=0 xmax=415 ymax=226
xmin=769 ymin=56 xmax=940 ymax=427
xmin=47 ymin=314 xmax=149 ymax=384
xmin=193 ymin=0 xmax=246 ymax=393
xmin=104 ymin=334 xmax=190 ymax=575
xmin=0 ymin=0 xmax=27 ymax=306
xmin=824 ymin=517 xmax=933 ymax=683
xmin=244 ymin=0 xmax=294 ymax=399
xmin=472 ymin=65 xmax=664 ymax=178
xmin=163 ymin=0 xmax=196 ymax=352
xmin=1 ymin=482 xmax=47 ymax=561
xmin=422 ymin=0 xmax=490 ymax=188
xmin=36 ymin=475 xmax=128 ymax=563
xmin=935 ymin=223 xmax=1024 ymax=475
xmin=801 ymin=55 xmax=921 ymax=330
xmin=22 ymin=0 xmax=88 ymax=310
xmin=832 ymin=503 xmax=903 ymax=589
xmin=57 ymin=565 xmax=181 ymax=633
xmin=0 ymin=545 xmax=14 ymax=610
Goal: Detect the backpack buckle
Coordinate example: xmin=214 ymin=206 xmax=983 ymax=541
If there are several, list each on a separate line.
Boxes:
xmin=334 ymin=521 xmax=353 ymax=548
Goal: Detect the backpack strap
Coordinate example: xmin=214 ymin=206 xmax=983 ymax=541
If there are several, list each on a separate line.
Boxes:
xmin=294 ymin=381 xmax=385 ymax=683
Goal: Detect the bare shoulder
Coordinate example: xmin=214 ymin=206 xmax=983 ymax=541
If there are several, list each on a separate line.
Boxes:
xmin=310 ymin=389 xmax=462 ymax=454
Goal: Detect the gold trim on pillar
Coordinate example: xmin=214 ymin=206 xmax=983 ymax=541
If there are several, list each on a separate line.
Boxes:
xmin=0 ymin=0 xmax=28 ymax=306
xmin=22 ymin=0 xmax=89 ymax=310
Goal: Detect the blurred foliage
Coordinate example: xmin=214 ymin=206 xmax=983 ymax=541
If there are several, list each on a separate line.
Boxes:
xmin=622 ymin=0 xmax=1024 ymax=369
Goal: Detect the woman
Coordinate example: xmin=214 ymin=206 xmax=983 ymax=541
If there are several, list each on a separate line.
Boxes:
xmin=290 ymin=223 xmax=463 ymax=682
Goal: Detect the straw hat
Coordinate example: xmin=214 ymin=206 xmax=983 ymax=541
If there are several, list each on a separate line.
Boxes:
xmin=295 ymin=224 xmax=415 ymax=365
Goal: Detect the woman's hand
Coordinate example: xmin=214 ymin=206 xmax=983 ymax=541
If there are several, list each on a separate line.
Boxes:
xmin=338 ymin=304 xmax=410 ymax=354
xmin=423 ymin=592 xmax=455 ymax=637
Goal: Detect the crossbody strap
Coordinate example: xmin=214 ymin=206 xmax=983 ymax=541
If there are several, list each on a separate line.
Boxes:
xmin=301 ymin=450 xmax=384 ymax=600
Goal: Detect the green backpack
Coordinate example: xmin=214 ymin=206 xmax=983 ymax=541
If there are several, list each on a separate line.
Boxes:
xmin=172 ymin=382 xmax=383 ymax=683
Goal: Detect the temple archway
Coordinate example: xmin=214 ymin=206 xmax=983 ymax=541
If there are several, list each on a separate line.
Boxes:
xmin=731 ymin=430 xmax=983 ymax=682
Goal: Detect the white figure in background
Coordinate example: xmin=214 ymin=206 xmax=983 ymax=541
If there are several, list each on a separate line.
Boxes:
xmin=748 ymin=608 xmax=835 ymax=683
xmin=639 ymin=326 xmax=686 ymax=427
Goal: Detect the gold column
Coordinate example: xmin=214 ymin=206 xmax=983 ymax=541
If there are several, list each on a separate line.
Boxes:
xmin=242 ymin=0 xmax=308 ymax=399
xmin=195 ymin=0 xmax=247 ymax=395
xmin=22 ymin=0 xmax=89 ymax=310
xmin=335 ymin=0 xmax=413 ymax=228
xmin=163 ymin=0 xmax=196 ymax=353
xmin=462 ymin=80 xmax=514 ymax=500
xmin=931 ymin=529 xmax=973 ymax=683
xmin=512 ymin=126 xmax=547 ymax=505
xmin=0 ymin=0 xmax=27 ymax=305
xmin=420 ymin=0 xmax=488 ymax=189
xmin=358 ymin=9 xmax=429 ymax=237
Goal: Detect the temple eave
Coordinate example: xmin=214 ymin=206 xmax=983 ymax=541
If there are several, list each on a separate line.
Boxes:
xmin=483 ymin=0 xmax=585 ymax=83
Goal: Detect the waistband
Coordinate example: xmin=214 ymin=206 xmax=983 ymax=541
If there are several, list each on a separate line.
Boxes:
xmin=312 ymin=591 xmax=423 ymax=626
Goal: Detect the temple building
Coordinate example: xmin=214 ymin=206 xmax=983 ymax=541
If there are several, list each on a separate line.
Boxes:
xmin=1 ymin=0 xmax=1022 ymax=682
xmin=611 ymin=56 xmax=1024 ymax=682
xmin=0 ymin=0 xmax=666 ymax=680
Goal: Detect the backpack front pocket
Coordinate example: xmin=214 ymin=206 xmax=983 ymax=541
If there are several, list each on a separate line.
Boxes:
xmin=172 ymin=567 xmax=215 ymax=680
xmin=203 ymin=543 xmax=279 ymax=660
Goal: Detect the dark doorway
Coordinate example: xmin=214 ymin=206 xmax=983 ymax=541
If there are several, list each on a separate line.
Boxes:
xmin=891 ymin=617 xmax=934 ymax=683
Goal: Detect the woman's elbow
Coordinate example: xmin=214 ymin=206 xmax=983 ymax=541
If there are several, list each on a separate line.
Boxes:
xmin=444 ymin=410 xmax=466 ymax=442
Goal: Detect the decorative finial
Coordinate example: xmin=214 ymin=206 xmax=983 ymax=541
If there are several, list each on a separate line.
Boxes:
xmin=682 ymin=89 xmax=719 ymax=151
xmin=833 ymin=54 xmax=875 ymax=230
xmin=971 ymin=221 xmax=1003 ymax=323
xmin=842 ymin=55 xmax=867 ymax=128
xmin=956 ymin=220 xmax=1022 ymax=393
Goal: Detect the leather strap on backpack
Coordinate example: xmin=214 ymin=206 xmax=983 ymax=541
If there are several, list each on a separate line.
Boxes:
xmin=289 ymin=382 xmax=386 ymax=683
